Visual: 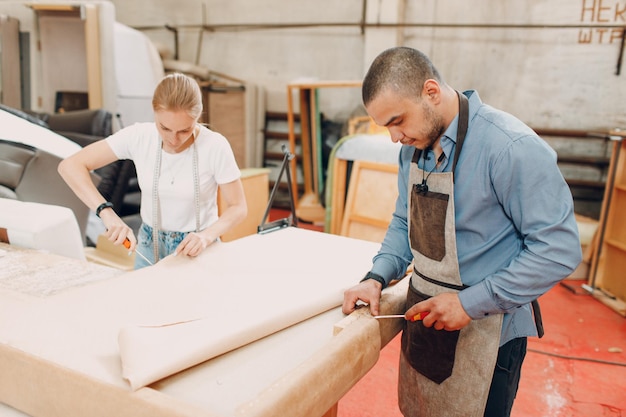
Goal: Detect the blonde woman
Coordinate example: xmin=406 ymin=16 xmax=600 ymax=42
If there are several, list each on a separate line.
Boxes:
xmin=59 ymin=73 xmax=247 ymax=268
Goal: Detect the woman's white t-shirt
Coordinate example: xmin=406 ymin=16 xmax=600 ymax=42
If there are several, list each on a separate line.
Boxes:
xmin=106 ymin=123 xmax=240 ymax=232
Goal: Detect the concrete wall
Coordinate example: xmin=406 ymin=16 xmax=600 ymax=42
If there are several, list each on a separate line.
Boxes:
xmin=2 ymin=0 xmax=623 ymax=129
xmin=0 ymin=0 xmax=620 ymax=218
xmin=109 ymin=0 xmax=626 ymax=131
xmin=111 ymin=0 xmax=367 ymax=123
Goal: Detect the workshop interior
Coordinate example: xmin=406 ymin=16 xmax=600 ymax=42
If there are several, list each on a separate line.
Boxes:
xmin=0 ymin=1 xmax=624 ymax=417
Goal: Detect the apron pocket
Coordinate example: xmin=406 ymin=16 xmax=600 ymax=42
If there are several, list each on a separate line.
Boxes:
xmin=409 ymin=188 xmax=448 ymax=261
xmin=401 ymin=282 xmax=460 ymax=384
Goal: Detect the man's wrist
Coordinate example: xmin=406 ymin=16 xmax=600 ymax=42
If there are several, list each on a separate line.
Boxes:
xmin=360 ymin=271 xmax=387 ymax=289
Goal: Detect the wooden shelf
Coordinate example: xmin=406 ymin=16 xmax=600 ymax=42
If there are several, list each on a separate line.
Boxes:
xmin=262 ymin=111 xmax=303 ymax=210
xmin=557 ymin=155 xmax=611 ymax=168
xmin=589 ymin=137 xmax=626 ymax=316
xmin=263 ymin=131 xmax=294 ymax=141
xmin=565 ymin=179 xmax=607 ymax=190
xmin=605 ymin=238 xmax=626 ymax=252
xmin=533 ymin=127 xmax=615 ymax=219
xmin=264 ymin=152 xmax=303 ymax=163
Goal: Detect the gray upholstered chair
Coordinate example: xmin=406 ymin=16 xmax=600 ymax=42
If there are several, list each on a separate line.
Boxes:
xmin=0 ymin=139 xmax=98 ymax=245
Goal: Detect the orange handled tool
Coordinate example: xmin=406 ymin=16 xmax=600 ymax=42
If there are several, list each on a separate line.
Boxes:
xmin=123 ymin=238 xmax=154 ymax=266
xmin=373 ymin=312 xmax=429 ymax=321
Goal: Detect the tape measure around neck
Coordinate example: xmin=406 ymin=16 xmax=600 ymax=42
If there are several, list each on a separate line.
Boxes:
xmin=151 ymin=138 xmax=201 ymax=263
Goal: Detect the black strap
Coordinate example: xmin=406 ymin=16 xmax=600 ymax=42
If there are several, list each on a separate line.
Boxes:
xmin=416 ymin=267 xmax=545 ymax=338
xmin=413 ymin=268 xmax=469 ymax=292
xmin=95 ymin=201 xmax=114 ymax=218
xmin=531 ymin=299 xmax=545 ymax=338
xmin=450 ymin=91 xmax=469 ymax=181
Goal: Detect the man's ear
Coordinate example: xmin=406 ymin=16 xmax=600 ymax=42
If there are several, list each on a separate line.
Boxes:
xmin=422 ymin=79 xmax=440 ymax=100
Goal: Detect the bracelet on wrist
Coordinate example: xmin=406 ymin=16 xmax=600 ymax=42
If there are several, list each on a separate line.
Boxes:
xmin=95 ymin=201 xmax=114 ymax=218
xmin=360 ymin=271 xmax=387 ymax=289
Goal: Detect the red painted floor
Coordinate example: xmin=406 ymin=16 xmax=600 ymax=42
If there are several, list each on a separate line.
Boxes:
xmin=271 ymin=211 xmax=626 ymax=416
xmin=337 ymin=280 xmax=626 ymax=417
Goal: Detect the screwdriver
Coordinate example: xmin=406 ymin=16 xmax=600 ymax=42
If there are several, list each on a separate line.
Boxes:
xmin=123 ymin=238 xmax=154 ymax=266
xmin=373 ymin=312 xmax=429 ymax=322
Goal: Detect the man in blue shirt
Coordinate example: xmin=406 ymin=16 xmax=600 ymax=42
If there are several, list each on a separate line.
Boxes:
xmin=342 ymin=47 xmax=582 ymax=417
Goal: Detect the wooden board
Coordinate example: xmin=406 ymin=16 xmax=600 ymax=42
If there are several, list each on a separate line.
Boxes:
xmin=339 ymin=160 xmax=398 ymax=243
xmin=0 ymin=15 xmax=21 ymax=109
xmin=588 ymin=136 xmax=626 ymax=316
xmin=84 ymin=234 xmax=135 ymax=271
xmin=328 ymin=157 xmax=349 ymax=235
xmin=324 ymin=133 xmax=399 ymax=235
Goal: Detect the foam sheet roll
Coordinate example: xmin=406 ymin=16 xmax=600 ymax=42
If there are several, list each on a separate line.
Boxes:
xmin=117 ymin=228 xmax=380 ymax=390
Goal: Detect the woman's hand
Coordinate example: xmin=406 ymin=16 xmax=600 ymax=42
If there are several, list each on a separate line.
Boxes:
xmin=100 ymin=209 xmax=136 ymax=249
xmin=175 ymin=232 xmax=214 ymax=257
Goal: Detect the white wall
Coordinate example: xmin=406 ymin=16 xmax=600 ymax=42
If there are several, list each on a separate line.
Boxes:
xmin=108 ymin=0 xmax=625 ymax=131
xmin=1 ymin=0 xmax=623 ymax=130
xmin=110 ymin=0 xmax=367 ymax=122
xmin=393 ymin=0 xmax=626 ymax=130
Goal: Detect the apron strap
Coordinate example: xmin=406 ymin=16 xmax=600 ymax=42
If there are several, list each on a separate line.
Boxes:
xmin=411 ymin=90 xmax=470 ymax=184
xmin=413 ymin=268 xmax=469 ymax=291
xmin=451 ymin=91 xmax=469 ymax=182
xmin=531 ymin=299 xmax=545 ymax=338
xmin=416 ymin=267 xmax=545 ymax=338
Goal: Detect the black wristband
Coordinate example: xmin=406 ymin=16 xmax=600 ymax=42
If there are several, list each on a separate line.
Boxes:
xmin=95 ymin=202 xmax=114 ymax=218
xmin=360 ymin=271 xmax=387 ymax=289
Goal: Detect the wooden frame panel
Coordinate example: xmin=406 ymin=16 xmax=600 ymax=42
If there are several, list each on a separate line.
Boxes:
xmin=589 ymin=136 xmax=626 ymax=316
xmin=339 ymin=160 xmax=398 ymax=243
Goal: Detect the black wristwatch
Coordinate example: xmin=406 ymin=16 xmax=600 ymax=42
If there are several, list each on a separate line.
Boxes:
xmin=361 ymin=271 xmax=387 ymax=289
xmin=95 ymin=201 xmax=114 ymax=218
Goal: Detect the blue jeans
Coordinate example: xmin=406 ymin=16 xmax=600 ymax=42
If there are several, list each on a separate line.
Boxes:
xmin=135 ymin=223 xmax=189 ymax=269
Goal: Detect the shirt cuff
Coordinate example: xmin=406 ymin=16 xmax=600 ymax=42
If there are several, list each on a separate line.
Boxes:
xmin=458 ymin=281 xmax=500 ymax=320
xmin=360 ymin=271 xmax=387 ymax=289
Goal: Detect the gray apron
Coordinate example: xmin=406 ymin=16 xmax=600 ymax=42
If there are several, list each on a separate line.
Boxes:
xmin=398 ymin=92 xmax=503 ymax=417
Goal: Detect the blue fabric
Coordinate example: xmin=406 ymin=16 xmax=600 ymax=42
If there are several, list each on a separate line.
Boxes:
xmin=370 ymin=90 xmax=582 ymax=345
xmin=135 ymin=222 xmax=189 ymax=269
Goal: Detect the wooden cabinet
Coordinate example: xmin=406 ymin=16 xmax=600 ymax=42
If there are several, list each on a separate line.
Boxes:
xmin=218 ymin=167 xmax=270 ymax=242
xmin=199 ymin=76 xmax=263 ymax=170
xmin=589 ymin=131 xmax=626 ymax=316
xmin=200 ymin=82 xmax=247 ymax=167
xmin=32 ymin=3 xmax=105 ymax=112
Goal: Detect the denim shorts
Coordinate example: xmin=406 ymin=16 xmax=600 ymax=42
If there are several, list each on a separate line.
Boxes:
xmin=135 ymin=222 xmax=189 ymax=269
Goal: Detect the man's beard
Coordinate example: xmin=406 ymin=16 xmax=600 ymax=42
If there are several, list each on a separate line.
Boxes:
xmin=420 ymin=101 xmax=445 ymax=149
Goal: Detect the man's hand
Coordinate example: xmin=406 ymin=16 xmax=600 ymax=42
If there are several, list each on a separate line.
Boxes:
xmin=342 ymin=279 xmax=383 ymax=316
xmin=405 ymin=292 xmax=471 ymax=331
